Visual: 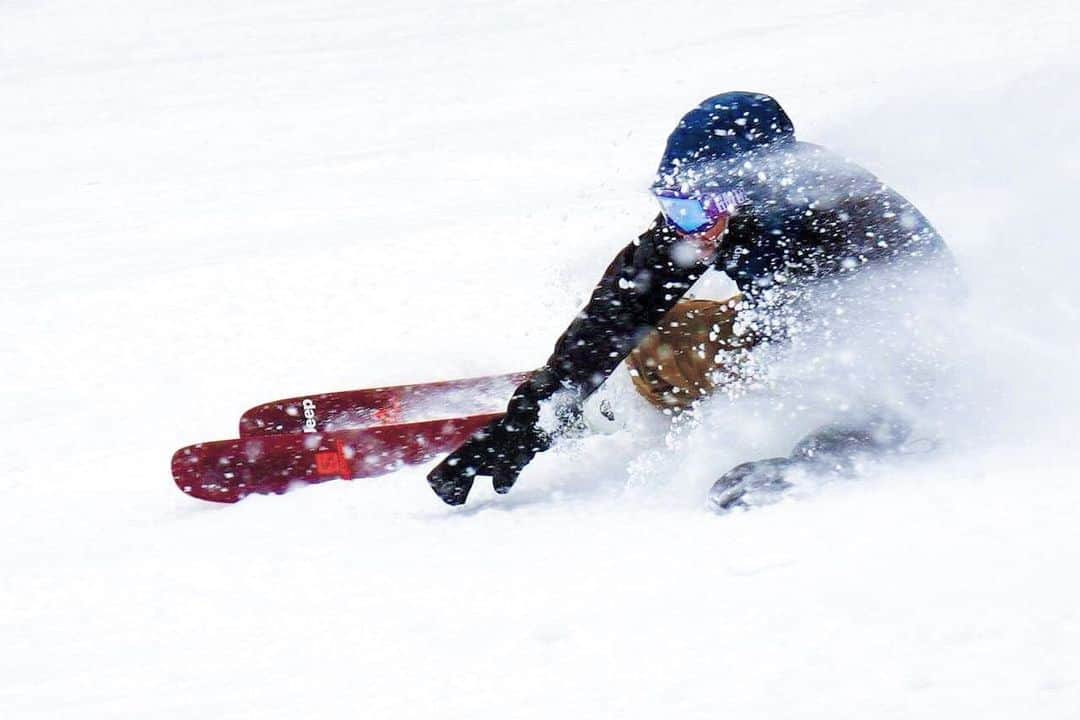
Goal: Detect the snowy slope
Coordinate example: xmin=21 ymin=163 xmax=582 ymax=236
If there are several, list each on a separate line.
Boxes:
xmin=3 ymin=1 xmax=1079 ymax=717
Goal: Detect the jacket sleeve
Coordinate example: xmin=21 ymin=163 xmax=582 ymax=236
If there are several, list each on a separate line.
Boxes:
xmin=503 ymin=215 xmax=709 ymax=426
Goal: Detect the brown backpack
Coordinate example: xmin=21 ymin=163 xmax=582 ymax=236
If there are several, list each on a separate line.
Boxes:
xmin=626 ymin=296 xmax=759 ymax=411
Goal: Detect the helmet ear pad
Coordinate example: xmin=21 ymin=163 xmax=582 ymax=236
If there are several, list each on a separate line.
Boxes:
xmin=627 ymin=296 xmax=759 ymax=411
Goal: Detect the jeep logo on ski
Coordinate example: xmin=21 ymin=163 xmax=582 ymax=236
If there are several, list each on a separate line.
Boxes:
xmin=302 ymin=398 xmax=318 ymax=433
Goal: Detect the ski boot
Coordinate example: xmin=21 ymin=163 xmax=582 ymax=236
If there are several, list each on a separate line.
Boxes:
xmin=707 ymin=457 xmax=795 ymax=513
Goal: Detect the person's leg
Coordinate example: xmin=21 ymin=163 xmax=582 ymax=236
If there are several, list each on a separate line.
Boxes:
xmin=789 ymin=415 xmax=912 ymax=475
xmin=707 ymin=414 xmax=914 ymax=513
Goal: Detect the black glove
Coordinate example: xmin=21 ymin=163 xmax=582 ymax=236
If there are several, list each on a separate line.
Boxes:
xmin=426 ymin=413 xmax=551 ymax=506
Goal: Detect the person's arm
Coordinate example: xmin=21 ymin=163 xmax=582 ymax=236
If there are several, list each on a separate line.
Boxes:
xmin=426 ymin=215 xmax=709 ymax=505
xmin=516 ymin=214 xmax=710 ymax=413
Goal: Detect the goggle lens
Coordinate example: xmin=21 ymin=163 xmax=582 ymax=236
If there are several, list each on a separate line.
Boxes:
xmin=655 ymin=188 xmax=747 ymax=233
xmin=656 ymin=196 xmax=712 ymax=233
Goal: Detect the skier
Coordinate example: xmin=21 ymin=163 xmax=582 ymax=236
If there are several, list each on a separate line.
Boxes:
xmin=427 ymin=91 xmax=956 ymax=509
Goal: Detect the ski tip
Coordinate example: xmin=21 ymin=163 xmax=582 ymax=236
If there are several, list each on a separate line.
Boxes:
xmin=237 ymin=405 xmax=286 ymax=437
xmin=170 ymin=444 xmax=244 ymax=504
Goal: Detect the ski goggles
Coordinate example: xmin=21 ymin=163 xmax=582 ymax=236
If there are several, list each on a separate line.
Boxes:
xmin=653 ymin=188 xmax=747 ymax=233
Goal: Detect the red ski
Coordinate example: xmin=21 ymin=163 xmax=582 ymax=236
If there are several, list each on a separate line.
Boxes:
xmin=173 ymin=370 xmax=532 ymax=503
xmin=172 ymin=413 xmax=501 ymax=503
xmin=239 ymin=371 xmax=531 ymax=436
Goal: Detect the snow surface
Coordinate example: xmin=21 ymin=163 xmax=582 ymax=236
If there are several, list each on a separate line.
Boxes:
xmin=3 ymin=1 xmax=1080 ymax=717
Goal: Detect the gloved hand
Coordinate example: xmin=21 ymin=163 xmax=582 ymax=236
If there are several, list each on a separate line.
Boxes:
xmin=426 ymin=413 xmax=551 ymax=506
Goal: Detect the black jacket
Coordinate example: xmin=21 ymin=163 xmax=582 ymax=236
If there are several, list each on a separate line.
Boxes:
xmin=509 ymin=141 xmax=954 ymax=424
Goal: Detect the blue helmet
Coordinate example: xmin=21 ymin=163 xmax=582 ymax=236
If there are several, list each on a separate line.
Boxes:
xmin=654 ymin=91 xmax=796 ymax=191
